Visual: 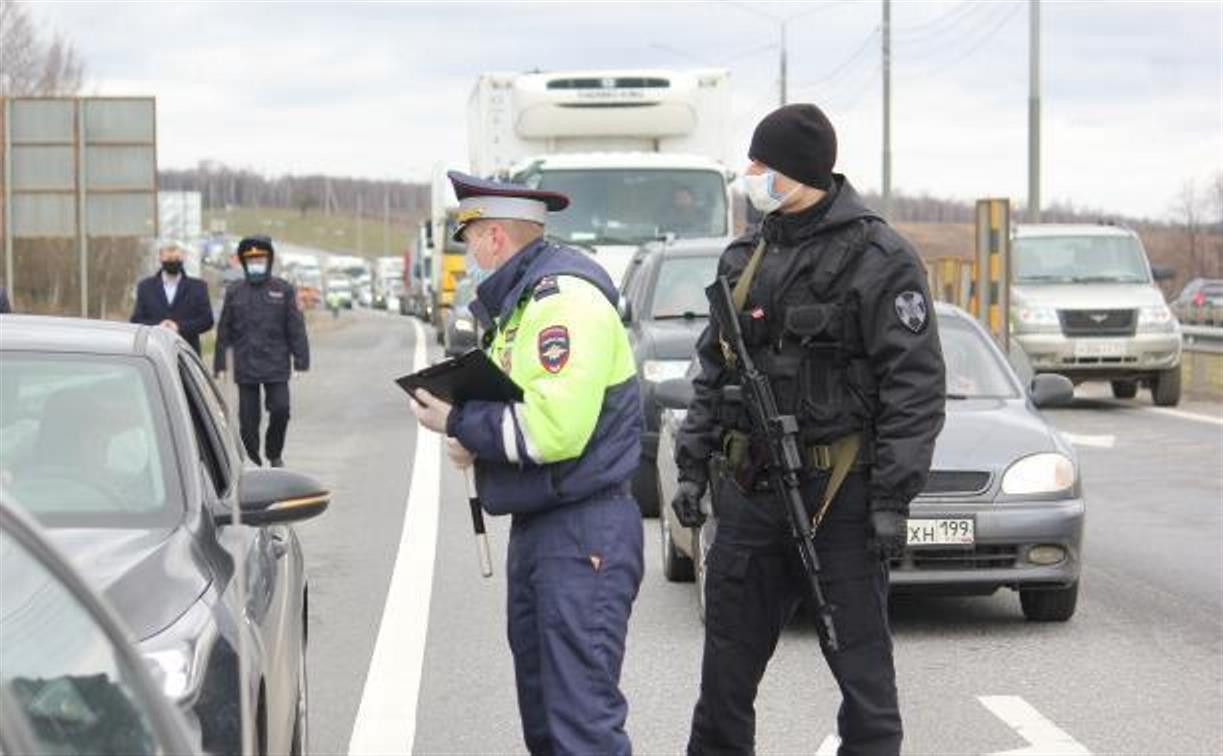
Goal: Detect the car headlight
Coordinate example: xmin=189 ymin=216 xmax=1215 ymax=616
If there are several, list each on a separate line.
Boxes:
xmin=1138 ymin=304 xmax=1177 ymax=331
xmin=1014 ymin=306 xmax=1059 ymax=330
xmin=140 ymin=601 xmax=217 ymax=704
xmin=454 ymin=318 xmax=473 ymax=332
xmin=642 ymin=359 xmax=690 ymax=383
xmin=1001 ymin=452 xmax=1076 ymax=496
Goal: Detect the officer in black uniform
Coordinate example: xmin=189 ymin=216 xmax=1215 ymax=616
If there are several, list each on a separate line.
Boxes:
xmin=673 ymin=104 xmax=946 ymax=756
xmin=213 ymin=235 xmax=310 ymax=467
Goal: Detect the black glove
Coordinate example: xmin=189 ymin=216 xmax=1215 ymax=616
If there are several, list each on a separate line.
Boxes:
xmin=671 ymin=480 xmax=707 ymax=528
xmin=870 ymin=510 xmax=907 ymax=559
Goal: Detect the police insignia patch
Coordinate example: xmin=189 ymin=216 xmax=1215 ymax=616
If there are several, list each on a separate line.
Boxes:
xmin=894 ymin=291 xmax=928 ymax=333
xmin=538 ymin=325 xmax=570 ymax=373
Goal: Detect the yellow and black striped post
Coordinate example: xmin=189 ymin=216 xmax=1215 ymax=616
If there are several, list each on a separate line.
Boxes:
xmin=974 ymin=198 xmax=1012 ymax=351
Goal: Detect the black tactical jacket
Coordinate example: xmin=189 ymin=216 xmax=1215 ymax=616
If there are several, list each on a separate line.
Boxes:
xmin=675 ymin=175 xmax=946 ymax=514
xmin=213 ymin=276 xmax=310 ymax=384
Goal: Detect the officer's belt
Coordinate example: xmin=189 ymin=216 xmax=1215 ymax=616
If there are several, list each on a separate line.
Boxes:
xmin=724 ymin=430 xmax=866 ymax=525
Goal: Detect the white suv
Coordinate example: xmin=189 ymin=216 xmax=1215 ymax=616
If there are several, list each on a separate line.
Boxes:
xmin=1010 ymin=224 xmax=1182 ymax=406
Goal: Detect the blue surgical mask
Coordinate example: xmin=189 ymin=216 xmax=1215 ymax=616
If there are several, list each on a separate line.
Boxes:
xmin=742 ymin=171 xmax=798 ymax=215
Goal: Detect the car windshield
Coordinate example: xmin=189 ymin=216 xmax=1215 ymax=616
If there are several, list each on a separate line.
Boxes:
xmin=528 ymin=169 xmax=727 ymax=245
xmin=0 ymin=356 xmax=180 ymax=526
xmin=650 ymin=255 xmax=720 ymax=319
xmin=940 ymin=317 xmax=1021 ymax=399
xmin=1012 ymin=235 xmax=1151 ymax=284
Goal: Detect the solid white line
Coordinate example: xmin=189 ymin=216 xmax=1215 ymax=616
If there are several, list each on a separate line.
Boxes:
xmin=979 ymin=695 xmax=1091 ymax=755
xmin=1145 ymin=406 xmax=1223 ymax=428
xmin=348 ymin=319 xmax=440 ymax=756
xmin=1061 ymin=432 xmax=1116 ymax=449
xmin=815 ymin=733 xmax=840 ymax=755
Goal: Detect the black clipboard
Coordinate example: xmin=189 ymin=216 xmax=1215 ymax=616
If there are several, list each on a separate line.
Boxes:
xmin=395 ymin=348 xmax=523 ymax=404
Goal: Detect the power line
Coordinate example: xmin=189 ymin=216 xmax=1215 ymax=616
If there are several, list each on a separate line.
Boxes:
xmin=892 ymin=2 xmax=1010 ymax=56
xmin=899 ymin=2 xmax=1024 ymax=79
xmin=790 ymin=26 xmax=881 ymax=90
xmin=891 ymin=1 xmax=981 ymax=41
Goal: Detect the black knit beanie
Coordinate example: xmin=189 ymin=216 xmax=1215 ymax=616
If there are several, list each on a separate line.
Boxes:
xmin=748 ymin=103 xmax=837 ymax=190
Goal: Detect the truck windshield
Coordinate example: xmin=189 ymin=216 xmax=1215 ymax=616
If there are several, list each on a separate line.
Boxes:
xmin=1013 ymin=235 xmax=1151 ymax=284
xmin=529 ymin=169 xmax=727 ymax=245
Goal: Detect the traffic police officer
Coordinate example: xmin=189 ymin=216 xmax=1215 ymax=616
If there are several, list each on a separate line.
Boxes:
xmin=213 ymin=235 xmax=310 ymax=467
xmin=410 ymin=171 xmax=645 ymax=756
xmin=672 ymin=104 xmax=946 ymax=756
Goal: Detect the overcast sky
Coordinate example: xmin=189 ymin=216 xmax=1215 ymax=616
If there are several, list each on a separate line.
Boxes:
xmin=31 ymin=0 xmax=1223 ymax=221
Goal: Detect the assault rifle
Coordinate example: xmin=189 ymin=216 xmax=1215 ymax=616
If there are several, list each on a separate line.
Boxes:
xmin=706 ymin=275 xmax=839 ymax=651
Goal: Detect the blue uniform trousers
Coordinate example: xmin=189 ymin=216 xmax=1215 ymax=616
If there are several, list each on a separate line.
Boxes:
xmin=507 ymin=493 xmax=644 ymax=756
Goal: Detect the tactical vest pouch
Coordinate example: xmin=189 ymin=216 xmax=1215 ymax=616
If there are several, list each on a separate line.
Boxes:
xmin=784 ymin=303 xmax=843 ymax=347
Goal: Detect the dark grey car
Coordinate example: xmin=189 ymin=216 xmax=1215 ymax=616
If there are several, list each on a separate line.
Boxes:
xmin=444 ymin=276 xmax=480 ymax=357
xmin=657 ymin=304 xmax=1085 ymax=623
xmin=620 ymin=238 xmax=727 ymax=516
xmin=0 ymin=316 xmax=330 ymax=755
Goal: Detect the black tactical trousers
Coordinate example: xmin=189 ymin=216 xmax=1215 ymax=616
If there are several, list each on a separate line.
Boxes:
xmin=687 ymin=470 xmax=901 ymax=756
xmin=237 ymin=382 xmax=290 ymax=465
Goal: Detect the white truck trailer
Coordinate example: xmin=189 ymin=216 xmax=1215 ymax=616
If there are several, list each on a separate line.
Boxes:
xmin=467 ymin=68 xmax=734 ymax=285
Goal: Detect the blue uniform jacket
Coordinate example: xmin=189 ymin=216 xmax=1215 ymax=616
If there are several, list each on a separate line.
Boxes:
xmin=447 ymin=239 xmax=643 ymax=516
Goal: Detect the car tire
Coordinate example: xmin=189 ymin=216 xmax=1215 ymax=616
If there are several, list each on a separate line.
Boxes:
xmin=290 ymin=627 xmax=308 ymax=756
xmin=1110 ymin=380 xmax=1138 ymax=399
xmin=1151 ymin=366 xmax=1181 ymax=407
xmin=659 ymin=482 xmax=694 ymax=583
xmin=1020 ymin=581 xmax=1079 ymax=622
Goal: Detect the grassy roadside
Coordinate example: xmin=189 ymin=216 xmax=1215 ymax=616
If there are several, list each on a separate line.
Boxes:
xmin=204 ymin=206 xmax=416 ymax=258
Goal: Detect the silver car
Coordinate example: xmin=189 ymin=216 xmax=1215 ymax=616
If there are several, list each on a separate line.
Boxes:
xmin=657 ymin=303 xmax=1085 ymax=623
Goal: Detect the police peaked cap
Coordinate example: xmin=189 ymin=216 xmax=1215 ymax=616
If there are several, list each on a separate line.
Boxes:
xmin=448 ymin=171 xmax=570 ymax=242
xmin=237 ymin=235 xmax=275 ymax=257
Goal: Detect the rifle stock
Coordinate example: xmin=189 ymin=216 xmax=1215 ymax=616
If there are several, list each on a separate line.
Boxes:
xmin=706 ymin=276 xmax=840 ymax=651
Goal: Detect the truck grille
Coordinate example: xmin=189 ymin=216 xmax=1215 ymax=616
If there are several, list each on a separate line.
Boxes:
xmin=1059 ymin=309 xmax=1136 ymax=337
xmin=921 ymin=471 xmax=991 ymax=495
xmin=892 ymin=546 xmax=1019 ymax=571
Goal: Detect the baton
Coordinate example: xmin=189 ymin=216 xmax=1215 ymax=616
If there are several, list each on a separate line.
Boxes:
xmin=464 ymin=467 xmax=494 ymax=578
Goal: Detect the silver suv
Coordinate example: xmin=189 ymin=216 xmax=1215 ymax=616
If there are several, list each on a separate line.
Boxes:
xmin=1010 ymin=224 xmax=1182 ymax=406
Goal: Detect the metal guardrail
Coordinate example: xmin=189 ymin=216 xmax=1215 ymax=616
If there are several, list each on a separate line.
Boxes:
xmin=1182 ymin=325 xmax=1223 ymax=355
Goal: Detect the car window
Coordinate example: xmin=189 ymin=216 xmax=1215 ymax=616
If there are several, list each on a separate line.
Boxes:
xmin=0 ymin=355 xmax=179 ymax=525
xmin=649 ymin=255 xmax=720 ymax=319
xmin=940 ymin=317 xmax=1021 ymax=398
xmin=0 ymin=529 xmax=162 ymax=755
xmin=179 ymin=350 xmax=242 ymax=467
xmin=177 ymin=359 xmax=231 ymax=498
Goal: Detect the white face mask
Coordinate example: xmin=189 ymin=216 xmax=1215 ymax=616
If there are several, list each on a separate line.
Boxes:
xmin=742 ymin=171 xmax=798 ymax=215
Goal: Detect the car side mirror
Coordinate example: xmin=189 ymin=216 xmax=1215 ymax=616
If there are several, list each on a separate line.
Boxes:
xmin=655 ymin=378 xmax=694 ymax=410
xmin=1151 ymin=265 xmax=1175 ymax=282
xmin=217 ymin=468 xmax=330 ymax=527
xmin=618 ymin=297 xmax=633 ymax=324
xmin=1029 ymin=374 xmax=1074 ymax=408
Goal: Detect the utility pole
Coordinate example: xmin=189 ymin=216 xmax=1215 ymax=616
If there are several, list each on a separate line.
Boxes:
xmin=1028 ymin=0 xmax=1042 ymax=222
xmin=780 ymin=22 xmax=788 ymax=105
xmin=882 ymin=0 xmax=892 ymax=220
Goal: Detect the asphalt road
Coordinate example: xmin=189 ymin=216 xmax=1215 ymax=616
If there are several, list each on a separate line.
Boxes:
xmin=286 ymin=309 xmax=1222 ymax=755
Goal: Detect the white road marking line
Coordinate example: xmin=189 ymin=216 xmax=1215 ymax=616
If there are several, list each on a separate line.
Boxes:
xmin=1061 ymin=432 xmax=1116 ymax=448
xmin=349 ymin=319 xmax=440 ymax=756
xmin=979 ymin=695 xmax=1091 ymax=755
xmin=1146 ymin=406 xmax=1223 ymax=427
xmin=815 ymin=733 xmax=840 ymax=755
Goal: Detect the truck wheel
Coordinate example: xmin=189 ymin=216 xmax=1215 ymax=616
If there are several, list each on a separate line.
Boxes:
xmin=1110 ymin=380 xmax=1138 ymax=399
xmin=1020 ymin=581 xmax=1079 ymax=622
xmin=1151 ymin=366 xmax=1182 ymax=407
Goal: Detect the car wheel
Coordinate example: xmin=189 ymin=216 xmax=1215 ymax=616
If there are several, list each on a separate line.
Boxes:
xmin=1151 ymin=366 xmax=1181 ymax=407
xmin=1110 ymin=380 xmax=1138 ymax=399
xmin=1019 ymin=581 xmax=1079 ymax=622
xmin=290 ymin=628 xmax=308 ymax=756
xmin=659 ymin=484 xmax=694 ymax=583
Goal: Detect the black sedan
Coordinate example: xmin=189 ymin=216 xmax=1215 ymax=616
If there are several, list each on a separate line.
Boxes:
xmin=0 ymin=315 xmax=330 ymax=756
xmin=620 ymin=237 xmax=727 ymax=516
xmin=656 ymin=304 xmax=1085 ymax=623
xmin=0 ymin=496 xmax=199 ymax=755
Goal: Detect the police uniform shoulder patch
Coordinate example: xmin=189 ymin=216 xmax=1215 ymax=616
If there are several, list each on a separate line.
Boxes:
xmin=894 ymin=290 xmax=928 ymax=333
xmin=533 ymin=275 xmax=560 ymax=301
xmin=538 ymin=325 xmax=570 ymax=373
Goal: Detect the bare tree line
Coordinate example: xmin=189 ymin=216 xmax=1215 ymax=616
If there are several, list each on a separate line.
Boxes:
xmin=0 ymin=0 xmax=84 ymax=96
xmin=159 ymin=162 xmax=431 ymax=223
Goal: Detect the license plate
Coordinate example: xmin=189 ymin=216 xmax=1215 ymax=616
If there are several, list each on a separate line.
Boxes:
xmin=1074 ymin=339 xmax=1127 ymax=358
xmin=906 ymin=517 xmax=975 ymax=546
